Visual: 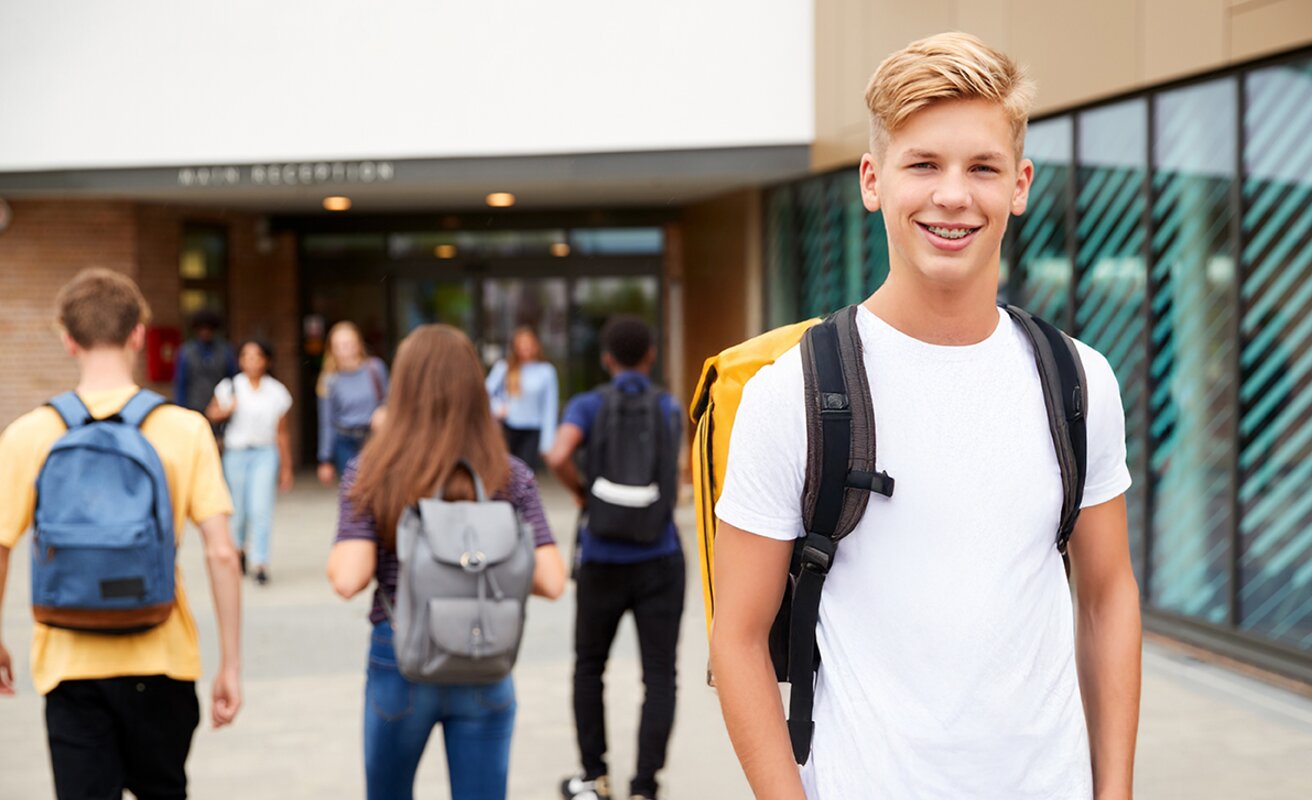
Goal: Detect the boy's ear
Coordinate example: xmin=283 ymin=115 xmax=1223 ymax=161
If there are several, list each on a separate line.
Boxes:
xmin=59 ymin=330 xmax=79 ymax=358
xmin=1011 ymin=157 xmax=1035 ymax=216
xmin=127 ymin=323 xmax=147 ymax=352
xmin=859 ymin=153 xmax=881 ymax=213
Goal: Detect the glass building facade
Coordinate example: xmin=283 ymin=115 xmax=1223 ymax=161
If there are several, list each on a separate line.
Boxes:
xmin=763 ymin=52 xmax=1312 ymax=678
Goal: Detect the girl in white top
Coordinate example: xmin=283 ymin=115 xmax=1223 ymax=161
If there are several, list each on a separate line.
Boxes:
xmin=207 ymin=339 xmax=293 ymax=585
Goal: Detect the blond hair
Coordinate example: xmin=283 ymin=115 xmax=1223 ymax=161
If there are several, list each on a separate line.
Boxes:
xmin=316 ymin=320 xmax=368 ymax=397
xmin=55 ymin=268 xmax=152 ymax=349
xmin=865 ymin=32 xmax=1035 ymax=159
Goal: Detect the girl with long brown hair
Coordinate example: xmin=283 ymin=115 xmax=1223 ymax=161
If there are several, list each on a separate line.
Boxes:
xmin=485 ymin=326 xmax=559 ymax=470
xmin=326 ymin=324 xmax=566 ymax=800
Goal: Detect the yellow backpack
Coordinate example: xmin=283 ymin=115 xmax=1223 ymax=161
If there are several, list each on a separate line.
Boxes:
xmin=688 ymin=317 xmax=818 ymax=633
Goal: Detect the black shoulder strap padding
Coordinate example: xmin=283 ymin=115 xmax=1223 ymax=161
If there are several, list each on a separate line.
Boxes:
xmin=800 ymin=304 xmax=879 ymax=540
xmin=788 ymin=304 xmax=884 ymax=765
xmin=1002 ymin=305 xmax=1087 ymax=553
xmin=587 ymin=384 xmax=615 ymax=480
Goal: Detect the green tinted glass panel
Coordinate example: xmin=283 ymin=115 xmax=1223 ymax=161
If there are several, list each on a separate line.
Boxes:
xmin=1150 ymin=79 xmax=1238 ymax=624
xmin=1076 ymin=98 xmax=1150 ymax=583
xmin=1239 ymin=59 xmax=1312 ymax=650
xmin=1015 ymin=116 xmax=1073 ymax=326
xmin=569 ymin=277 xmax=661 ymax=396
xmin=766 ymin=187 xmax=799 ymax=327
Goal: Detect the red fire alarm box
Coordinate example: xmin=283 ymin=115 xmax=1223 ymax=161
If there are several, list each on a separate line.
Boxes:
xmin=146 ymin=326 xmax=182 ymax=382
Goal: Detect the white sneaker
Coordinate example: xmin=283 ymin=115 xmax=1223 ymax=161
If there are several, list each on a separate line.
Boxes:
xmin=560 ymin=774 xmax=612 ymax=800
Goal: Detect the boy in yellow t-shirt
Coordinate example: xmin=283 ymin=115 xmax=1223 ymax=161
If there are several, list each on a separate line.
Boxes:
xmin=0 ymin=268 xmax=243 ymax=798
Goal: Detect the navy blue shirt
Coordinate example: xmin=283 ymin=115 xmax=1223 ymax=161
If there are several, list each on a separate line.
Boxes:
xmin=563 ymin=371 xmax=682 ymax=565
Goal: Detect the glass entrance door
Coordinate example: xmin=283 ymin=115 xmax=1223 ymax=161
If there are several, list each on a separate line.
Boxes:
xmin=479 ymin=277 xmax=569 ymax=380
xmin=392 ymin=277 xmax=475 ymax=344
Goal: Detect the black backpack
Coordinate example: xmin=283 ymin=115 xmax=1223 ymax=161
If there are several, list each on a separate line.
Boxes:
xmin=585 ymin=383 xmax=680 ymax=544
xmin=776 ymin=303 xmax=1088 ymax=764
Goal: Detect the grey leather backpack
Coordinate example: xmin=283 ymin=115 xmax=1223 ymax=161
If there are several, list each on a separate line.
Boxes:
xmin=385 ymin=460 xmax=535 ymax=685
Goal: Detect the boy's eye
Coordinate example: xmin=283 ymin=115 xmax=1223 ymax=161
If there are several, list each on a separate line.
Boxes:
xmin=909 ymin=162 xmax=935 ymax=170
xmin=973 ymin=165 xmax=999 ymax=174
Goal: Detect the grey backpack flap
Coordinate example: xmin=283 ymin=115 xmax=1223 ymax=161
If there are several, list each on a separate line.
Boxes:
xmin=389 ymin=460 xmax=535 ymax=685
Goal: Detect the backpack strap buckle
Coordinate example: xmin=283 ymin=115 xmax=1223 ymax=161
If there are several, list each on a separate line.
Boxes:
xmin=799 ymin=533 xmax=836 ymax=575
xmin=846 ymin=469 xmax=895 ymax=498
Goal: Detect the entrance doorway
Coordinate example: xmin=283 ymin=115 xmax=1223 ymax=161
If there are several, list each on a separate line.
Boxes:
xmin=298 ymin=225 xmax=664 ymax=462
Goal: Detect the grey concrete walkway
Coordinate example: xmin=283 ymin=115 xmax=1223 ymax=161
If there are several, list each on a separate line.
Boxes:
xmin=2 ymin=478 xmax=1310 ymax=799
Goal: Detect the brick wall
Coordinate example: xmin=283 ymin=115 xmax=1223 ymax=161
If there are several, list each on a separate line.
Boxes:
xmin=0 ymin=200 xmax=303 ymax=462
xmin=0 ymin=201 xmax=139 ymax=422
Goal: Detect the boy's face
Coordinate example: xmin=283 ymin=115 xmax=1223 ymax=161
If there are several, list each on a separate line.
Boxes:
xmin=860 ymin=98 xmax=1033 ymax=291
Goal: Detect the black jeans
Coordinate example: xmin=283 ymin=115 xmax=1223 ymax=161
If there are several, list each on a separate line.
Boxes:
xmin=501 ymin=424 xmax=542 ymax=471
xmin=45 ymin=675 xmax=200 ymax=800
xmin=573 ymin=554 xmax=685 ymax=798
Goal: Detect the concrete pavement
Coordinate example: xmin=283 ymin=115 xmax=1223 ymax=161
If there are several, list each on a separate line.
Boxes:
xmin=2 ymin=477 xmax=1311 ymax=799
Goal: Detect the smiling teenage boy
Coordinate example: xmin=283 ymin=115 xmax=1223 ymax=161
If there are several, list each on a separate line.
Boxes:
xmin=710 ymin=33 xmax=1141 ymax=800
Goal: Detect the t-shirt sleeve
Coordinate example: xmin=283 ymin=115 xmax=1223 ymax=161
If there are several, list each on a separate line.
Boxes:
xmin=335 ymin=458 xmax=380 ymax=543
xmin=213 ymin=377 xmax=234 ymax=409
xmin=187 ymin=414 xmax=234 ymax=524
xmin=714 ymin=349 xmax=807 ymax=542
xmin=537 ymin=363 xmax=559 ymax=455
xmin=1075 ymin=342 xmax=1133 ymax=508
xmin=485 ymin=360 xmax=507 ymax=401
xmin=506 ymin=459 xmax=556 ymax=548
xmin=561 ymin=392 xmax=597 ymax=442
xmin=0 ymin=413 xmax=47 ymax=548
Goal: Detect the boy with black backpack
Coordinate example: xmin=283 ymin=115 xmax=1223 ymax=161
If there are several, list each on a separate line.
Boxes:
xmin=545 ymin=316 xmax=683 ymax=800
xmin=707 ymin=34 xmax=1141 ymax=800
xmin=0 ymin=268 xmax=243 ymax=799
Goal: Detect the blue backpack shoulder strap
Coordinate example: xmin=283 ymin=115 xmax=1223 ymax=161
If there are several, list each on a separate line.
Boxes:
xmin=48 ymin=392 xmax=93 ymax=429
xmin=117 ymin=390 xmax=168 ymax=428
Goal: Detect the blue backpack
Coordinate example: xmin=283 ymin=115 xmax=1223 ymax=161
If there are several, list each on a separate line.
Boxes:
xmin=32 ymin=391 xmax=176 ymax=634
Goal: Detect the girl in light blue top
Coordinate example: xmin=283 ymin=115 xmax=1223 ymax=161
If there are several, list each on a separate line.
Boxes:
xmin=485 ymin=326 xmax=558 ymax=470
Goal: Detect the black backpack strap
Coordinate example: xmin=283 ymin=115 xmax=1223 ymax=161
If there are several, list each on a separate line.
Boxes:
xmin=1003 ymin=305 xmax=1088 ymax=554
xmin=586 ymin=384 xmax=616 ymax=481
xmin=788 ymin=304 xmax=891 ymax=764
xmin=48 ymin=392 xmax=93 ymax=429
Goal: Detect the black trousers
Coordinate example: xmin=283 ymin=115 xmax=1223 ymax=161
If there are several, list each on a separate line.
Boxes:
xmin=501 ymin=423 xmax=542 ymax=471
xmin=573 ymin=554 xmax=685 ymax=797
xmin=45 ymin=675 xmax=200 ymax=800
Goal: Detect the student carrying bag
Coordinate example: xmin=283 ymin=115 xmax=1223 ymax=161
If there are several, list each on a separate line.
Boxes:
xmin=690 ymin=303 xmax=1088 ymax=764
xmin=585 ymin=383 xmax=678 ymax=544
xmin=32 ymin=390 xmax=176 ymax=634
xmin=386 ymin=460 xmax=536 ymax=684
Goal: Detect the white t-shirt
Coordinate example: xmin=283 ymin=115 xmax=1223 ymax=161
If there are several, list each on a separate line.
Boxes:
xmin=716 ymin=306 xmax=1131 ymax=800
xmin=214 ymin=374 xmax=293 ymax=450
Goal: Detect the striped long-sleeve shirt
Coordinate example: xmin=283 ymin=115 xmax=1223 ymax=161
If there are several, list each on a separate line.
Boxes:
xmin=334 ymin=456 xmax=555 ymax=624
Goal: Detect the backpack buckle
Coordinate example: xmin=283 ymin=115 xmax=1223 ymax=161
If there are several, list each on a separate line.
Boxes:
xmin=799 ymin=533 xmax=836 ymax=574
xmin=459 ymin=551 xmax=489 ymax=572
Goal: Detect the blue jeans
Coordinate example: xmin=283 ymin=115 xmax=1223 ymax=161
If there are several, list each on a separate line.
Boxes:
xmin=334 ymin=433 xmax=366 ymax=476
xmin=222 ymin=446 xmax=279 ymax=567
xmin=364 ymin=622 xmax=517 ymax=800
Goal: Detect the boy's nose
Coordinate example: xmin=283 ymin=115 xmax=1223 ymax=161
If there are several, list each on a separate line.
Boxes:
xmin=931 ymin=172 xmax=973 ymax=210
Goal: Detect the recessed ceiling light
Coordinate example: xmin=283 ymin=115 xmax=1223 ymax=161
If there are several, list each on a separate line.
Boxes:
xmin=323 ymin=196 xmax=351 ymax=212
xmin=550 ymin=242 xmax=570 ymax=257
xmin=485 ymin=192 xmax=516 ymax=208
xmin=435 ymin=244 xmax=458 ymax=259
